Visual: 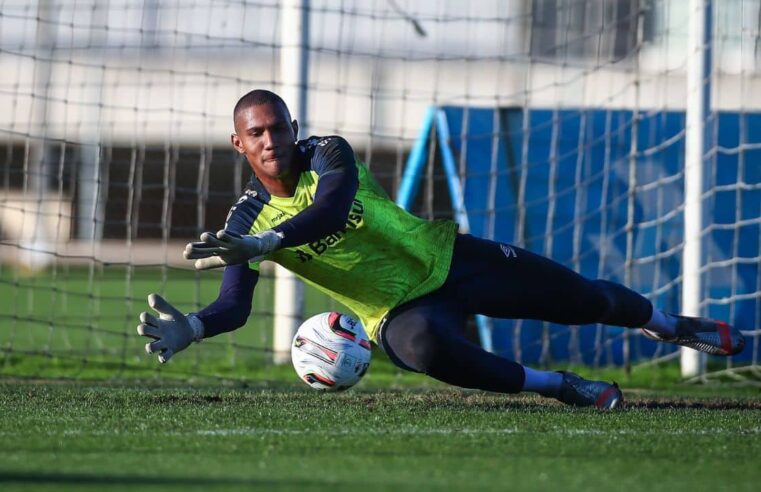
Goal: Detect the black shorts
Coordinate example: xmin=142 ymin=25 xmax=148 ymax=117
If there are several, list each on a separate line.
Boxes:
xmin=376 ymin=234 xmax=651 ymax=392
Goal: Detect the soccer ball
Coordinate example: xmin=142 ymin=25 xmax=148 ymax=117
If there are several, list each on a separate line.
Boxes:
xmin=291 ymin=312 xmax=372 ymax=391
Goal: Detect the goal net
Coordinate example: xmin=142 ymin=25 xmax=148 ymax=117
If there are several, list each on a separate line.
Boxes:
xmin=1 ymin=0 xmax=759 ymax=382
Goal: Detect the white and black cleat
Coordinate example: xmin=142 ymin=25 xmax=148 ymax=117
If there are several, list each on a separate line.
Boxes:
xmin=641 ymin=315 xmax=745 ymax=356
xmin=556 ymin=371 xmax=623 ymax=410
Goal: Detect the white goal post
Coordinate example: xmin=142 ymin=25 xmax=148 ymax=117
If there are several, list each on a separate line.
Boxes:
xmin=681 ymin=0 xmax=710 ymax=378
xmin=272 ymin=0 xmax=310 ymax=365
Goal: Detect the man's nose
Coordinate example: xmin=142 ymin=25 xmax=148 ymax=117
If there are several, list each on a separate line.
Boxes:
xmin=263 ymin=130 xmax=275 ymax=148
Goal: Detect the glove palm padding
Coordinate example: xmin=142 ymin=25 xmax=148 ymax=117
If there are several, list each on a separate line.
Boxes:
xmin=137 ymin=294 xmax=203 ymax=363
xmin=183 ymin=229 xmax=282 ymax=270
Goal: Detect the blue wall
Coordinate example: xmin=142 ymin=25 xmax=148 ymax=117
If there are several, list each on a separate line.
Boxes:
xmin=439 ymin=106 xmax=760 ymax=365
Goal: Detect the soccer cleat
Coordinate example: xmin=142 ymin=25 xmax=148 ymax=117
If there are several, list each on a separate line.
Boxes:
xmin=641 ymin=315 xmax=745 ymax=356
xmin=556 ymin=371 xmax=622 ymax=410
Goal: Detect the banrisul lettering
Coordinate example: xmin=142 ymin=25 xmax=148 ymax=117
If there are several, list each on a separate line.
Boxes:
xmin=296 ymin=250 xmax=313 ymax=263
xmin=309 ymin=239 xmax=328 ymax=255
xmin=345 ymin=199 xmax=364 ymax=230
xmin=308 ymin=231 xmax=343 ymax=255
xmin=296 ymin=199 xmax=364 ymax=262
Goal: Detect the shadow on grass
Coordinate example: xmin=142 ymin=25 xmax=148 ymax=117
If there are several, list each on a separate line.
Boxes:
xmin=401 ymin=392 xmax=761 ymax=412
xmin=626 ymin=398 xmax=761 ymax=410
xmin=0 ymin=471 xmax=322 ymax=488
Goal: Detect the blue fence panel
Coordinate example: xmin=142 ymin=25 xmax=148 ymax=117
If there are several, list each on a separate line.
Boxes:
xmin=433 ymin=106 xmax=759 ymax=365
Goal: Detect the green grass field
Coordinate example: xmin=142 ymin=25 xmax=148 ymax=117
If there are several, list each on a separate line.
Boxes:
xmin=2 ymin=268 xmax=761 ymax=490
xmin=0 ymin=266 xmax=349 ymax=380
xmin=2 ymin=370 xmax=761 ymax=492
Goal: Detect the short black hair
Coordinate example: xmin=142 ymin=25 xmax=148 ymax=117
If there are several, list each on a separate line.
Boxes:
xmin=233 ymin=89 xmax=291 ymax=120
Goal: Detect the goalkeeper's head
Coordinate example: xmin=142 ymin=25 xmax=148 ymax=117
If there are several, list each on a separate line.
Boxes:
xmin=230 ymin=89 xmax=299 ymax=193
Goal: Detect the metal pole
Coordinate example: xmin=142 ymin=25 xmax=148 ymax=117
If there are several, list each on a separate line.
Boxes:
xmin=682 ymin=0 xmax=712 ymax=378
xmin=396 ymin=106 xmax=436 ymax=210
xmin=78 ymin=1 xmax=107 ymax=241
xmin=22 ymin=0 xmax=55 ymax=269
xmin=623 ymin=0 xmax=646 ymax=377
xmin=273 ymin=0 xmax=310 ymax=364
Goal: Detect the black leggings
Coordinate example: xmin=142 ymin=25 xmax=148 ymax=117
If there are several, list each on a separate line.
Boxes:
xmin=378 ymin=234 xmax=653 ymax=393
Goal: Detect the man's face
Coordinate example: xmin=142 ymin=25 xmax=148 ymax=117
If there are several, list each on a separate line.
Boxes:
xmin=231 ymin=102 xmax=299 ymax=182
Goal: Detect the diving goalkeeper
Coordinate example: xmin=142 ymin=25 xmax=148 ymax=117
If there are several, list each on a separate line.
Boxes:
xmin=137 ymin=89 xmax=745 ymax=409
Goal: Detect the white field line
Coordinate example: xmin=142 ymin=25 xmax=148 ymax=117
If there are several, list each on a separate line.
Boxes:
xmin=195 ymin=428 xmax=523 ymax=436
xmin=195 ymin=427 xmax=761 ymax=437
xmin=1 ymin=426 xmax=753 ymax=438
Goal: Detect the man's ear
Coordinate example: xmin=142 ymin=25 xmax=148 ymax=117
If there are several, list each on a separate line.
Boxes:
xmin=291 ymin=120 xmax=299 ymax=141
xmin=231 ymin=133 xmax=245 ymax=154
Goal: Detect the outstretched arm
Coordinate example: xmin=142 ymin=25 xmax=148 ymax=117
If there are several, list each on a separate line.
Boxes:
xmin=194 ymin=262 xmax=257 ymax=337
xmin=272 ymin=136 xmax=359 ymax=248
xmin=137 ymin=256 xmax=258 ymax=363
xmin=184 ymin=136 xmax=360 ymax=269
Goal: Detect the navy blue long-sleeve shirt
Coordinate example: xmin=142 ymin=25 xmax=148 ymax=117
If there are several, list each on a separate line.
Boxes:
xmin=195 ymin=136 xmax=359 ymax=337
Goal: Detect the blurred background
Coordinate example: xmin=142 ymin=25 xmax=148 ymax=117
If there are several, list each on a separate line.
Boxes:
xmin=0 ymin=0 xmax=759 ymax=383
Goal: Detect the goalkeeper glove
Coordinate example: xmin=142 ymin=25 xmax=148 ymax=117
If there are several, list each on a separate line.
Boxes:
xmin=183 ymin=229 xmax=283 ymax=270
xmin=136 ymin=293 xmax=204 ymax=363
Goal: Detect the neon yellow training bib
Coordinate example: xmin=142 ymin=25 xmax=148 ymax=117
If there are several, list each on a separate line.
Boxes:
xmin=244 ymin=155 xmax=456 ymax=341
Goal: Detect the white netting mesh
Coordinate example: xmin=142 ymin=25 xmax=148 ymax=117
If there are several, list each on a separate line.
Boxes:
xmin=0 ymin=0 xmax=758 ymax=380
